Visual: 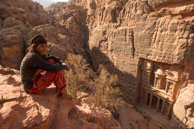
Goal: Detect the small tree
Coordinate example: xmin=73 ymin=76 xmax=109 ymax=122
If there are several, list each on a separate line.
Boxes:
xmin=86 ymin=65 xmax=122 ymax=114
xmin=64 ymin=54 xmax=122 ymax=118
xmin=64 ymin=54 xmax=93 ymax=99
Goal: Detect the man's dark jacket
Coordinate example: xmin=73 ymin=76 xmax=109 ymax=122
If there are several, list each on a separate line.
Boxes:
xmin=20 ymin=51 xmax=66 ymax=92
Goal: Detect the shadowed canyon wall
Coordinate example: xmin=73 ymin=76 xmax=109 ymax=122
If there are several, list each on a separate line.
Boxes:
xmin=79 ymin=0 xmax=194 ymax=102
xmin=65 ymin=0 xmax=194 ymax=128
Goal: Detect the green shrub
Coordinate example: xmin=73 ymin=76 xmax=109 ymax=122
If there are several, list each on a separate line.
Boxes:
xmin=64 ymin=54 xmax=93 ymax=99
xmin=86 ymin=65 xmax=122 ymax=111
xmin=64 ymin=54 xmax=122 ymax=117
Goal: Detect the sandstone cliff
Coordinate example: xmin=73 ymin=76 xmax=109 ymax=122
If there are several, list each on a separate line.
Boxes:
xmin=0 ymin=0 xmax=88 ymax=69
xmin=57 ymin=0 xmax=193 ymax=128
xmin=0 ymin=0 xmax=194 ymax=129
xmin=0 ymin=0 xmax=53 ymax=69
xmin=81 ymin=0 xmax=194 ymax=102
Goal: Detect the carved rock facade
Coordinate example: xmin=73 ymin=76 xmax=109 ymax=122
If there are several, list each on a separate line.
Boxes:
xmin=84 ymin=0 xmax=194 ymax=103
xmin=135 ymin=58 xmax=184 ymax=119
xmin=67 ymin=0 xmax=194 ymax=128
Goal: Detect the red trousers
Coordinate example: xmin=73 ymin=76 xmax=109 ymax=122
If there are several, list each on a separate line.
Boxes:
xmin=28 ymin=59 xmax=66 ymax=94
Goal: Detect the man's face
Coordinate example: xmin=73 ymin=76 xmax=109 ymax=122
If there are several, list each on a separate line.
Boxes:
xmin=36 ymin=44 xmax=48 ymax=55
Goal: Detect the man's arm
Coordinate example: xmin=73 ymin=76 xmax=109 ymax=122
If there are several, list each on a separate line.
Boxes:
xmin=42 ymin=54 xmax=62 ymax=64
xmin=32 ymin=54 xmax=67 ymax=72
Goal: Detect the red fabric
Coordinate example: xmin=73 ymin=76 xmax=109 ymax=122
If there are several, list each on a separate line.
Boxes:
xmin=27 ymin=59 xmax=66 ymax=94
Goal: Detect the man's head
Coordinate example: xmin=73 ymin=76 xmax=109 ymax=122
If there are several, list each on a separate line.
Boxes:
xmin=30 ymin=35 xmax=48 ymax=55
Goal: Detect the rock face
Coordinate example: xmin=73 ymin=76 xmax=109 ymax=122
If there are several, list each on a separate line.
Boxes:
xmin=0 ymin=0 xmax=194 ymax=129
xmin=55 ymin=0 xmax=193 ymax=128
xmin=82 ymin=0 xmax=194 ymax=102
xmin=0 ymin=0 xmax=78 ymax=69
xmin=0 ymin=0 xmax=53 ymax=26
xmin=0 ymin=28 xmax=24 ymax=69
xmin=170 ymin=83 xmax=194 ymax=129
xmin=0 ymin=0 xmax=54 ymax=69
xmin=0 ymin=67 xmax=121 ymax=129
xmin=29 ymin=24 xmax=77 ymax=61
xmin=46 ymin=2 xmax=90 ymax=60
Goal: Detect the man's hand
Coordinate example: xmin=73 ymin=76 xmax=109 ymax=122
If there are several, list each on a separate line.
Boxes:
xmin=66 ymin=66 xmax=70 ymax=71
xmin=62 ymin=63 xmax=70 ymax=71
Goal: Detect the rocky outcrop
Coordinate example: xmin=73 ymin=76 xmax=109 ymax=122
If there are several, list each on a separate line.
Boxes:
xmin=0 ymin=0 xmax=78 ymax=69
xmin=0 ymin=0 xmax=55 ymax=69
xmin=170 ymin=83 xmax=194 ymax=129
xmin=46 ymin=2 xmax=68 ymax=20
xmin=0 ymin=0 xmax=53 ymax=26
xmin=0 ymin=28 xmax=24 ymax=69
xmin=0 ymin=67 xmax=121 ymax=129
xmin=46 ymin=2 xmax=90 ymax=60
xmin=28 ymin=24 xmax=75 ymax=60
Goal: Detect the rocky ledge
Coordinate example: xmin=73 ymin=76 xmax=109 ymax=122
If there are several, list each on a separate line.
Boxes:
xmin=0 ymin=66 xmax=121 ymax=129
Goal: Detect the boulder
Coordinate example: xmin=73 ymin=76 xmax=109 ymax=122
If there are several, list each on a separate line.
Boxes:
xmin=32 ymin=24 xmax=59 ymax=42
xmin=170 ymin=84 xmax=194 ymax=129
xmin=29 ymin=24 xmax=75 ymax=61
xmin=0 ymin=28 xmax=24 ymax=69
xmin=2 ymin=17 xmax=23 ymax=28
xmin=0 ymin=18 xmax=2 ymax=28
xmin=0 ymin=3 xmax=11 ymax=20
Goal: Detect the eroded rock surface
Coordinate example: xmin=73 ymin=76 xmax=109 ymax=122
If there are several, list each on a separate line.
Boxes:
xmin=46 ymin=2 xmax=90 ymax=59
xmin=0 ymin=28 xmax=24 ymax=69
xmin=0 ymin=0 xmax=194 ymax=129
xmin=50 ymin=0 xmax=193 ymax=106
xmin=0 ymin=0 xmax=53 ymax=69
xmin=83 ymin=0 xmax=194 ymax=102
xmin=0 ymin=0 xmax=87 ymax=68
xmin=0 ymin=67 xmax=121 ymax=129
xmin=54 ymin=0 xmax=194 ymax=128
xmin=0 ymin=0 xmax=53 ymax=26
xmin=170 ymin=83 xmax=194 ymax=129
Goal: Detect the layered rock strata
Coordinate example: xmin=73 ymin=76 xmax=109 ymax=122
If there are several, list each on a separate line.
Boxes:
xmin=0 ymin=0 xmax=53 ymax=69
xmin=61 ymin=0 xmax=194 ymax=128
xmin=0 ymin=0 xmax=88 ymax=69
xmin=84 ymin=0 xmax=194 ymax=103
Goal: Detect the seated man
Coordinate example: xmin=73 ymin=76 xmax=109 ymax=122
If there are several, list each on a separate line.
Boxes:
xmin=20 ymin=35 xmax=71 ymax=98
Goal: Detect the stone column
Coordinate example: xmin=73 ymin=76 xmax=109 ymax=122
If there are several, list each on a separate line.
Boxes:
xmin=149 ymin=94 xmax=153 ymax=107
xmin=167 ymin=103 xmax=173 ymax=119
xmin=156 ymin=98 xmax=160 ymax=112
xmin=161 ymin=99 xmax=166 ymax=114
xmin=140 ymin=89 xmax=143 ymax=103
xmin=165 ymin=80 xmax=169 ymax=92
xmin=145 ymin=92 xmax=148 ymax=105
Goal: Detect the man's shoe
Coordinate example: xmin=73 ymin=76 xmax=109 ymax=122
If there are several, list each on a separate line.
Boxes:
xmin=57 ymin=92 xmax=73 ymax=100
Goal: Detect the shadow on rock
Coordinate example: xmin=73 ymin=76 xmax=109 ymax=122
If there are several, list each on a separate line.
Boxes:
xmin=89 ymin=47 xmax=136 ymax=103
